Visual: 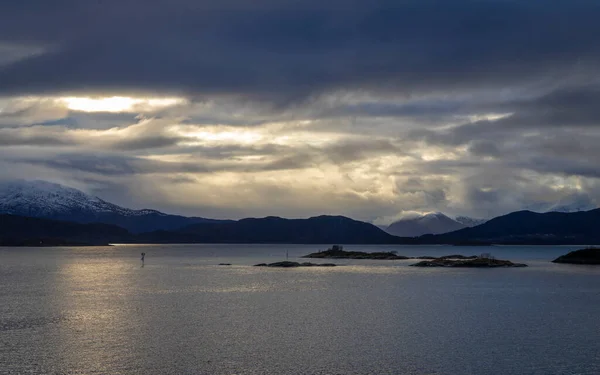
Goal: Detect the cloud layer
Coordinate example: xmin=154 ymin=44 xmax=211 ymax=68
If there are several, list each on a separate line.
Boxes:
xmin=1 ymin=0 xmax=599 ymax=222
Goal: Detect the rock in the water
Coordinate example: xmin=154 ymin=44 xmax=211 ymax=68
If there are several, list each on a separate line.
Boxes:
xmin=552 ymin=248 xmax=600 ymax=265
xmin=414 ymin=255 xmax=478 ymax=260
xmin=254 ymin=261 xmax=337 ymax=268
xmin=264 ymin=261 xmax=299 ymax=268
xmin=437 ymin=254 xmax=478 ymax=260
xmin=218 ymin=263 xmax=232 ymax=266
xmin=410 ymin=257 xmax=527 ymax=268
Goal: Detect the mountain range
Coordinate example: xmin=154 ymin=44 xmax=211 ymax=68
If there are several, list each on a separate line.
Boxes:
xmin=140 ymin=215 xmax=400 ymax=244
xmin=382 ymin=198 xmax=595 ymax=238
xmin=0 ymin=180 xmax=599 ymax=245
xmin=0 ymin=180 xmax=400 ymax=244
xmin=0 ymin=213 xmax=401 ymax=245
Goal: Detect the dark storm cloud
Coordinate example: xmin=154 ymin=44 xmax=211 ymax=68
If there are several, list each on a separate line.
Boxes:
xmin=13 ymin=153 xmax=222 ymax=176
xmin=68 ymin=112 xmax=140 ymax=130
xmin=0 ymin=132 xmax=71 ymax=146
xmin=15 ymin=152 xmax=308 ymax=175
xmin=510 ymin=157 xmax=600 ymax=180
xmin=2 ymin=0 xmax=600 ymax=221
xmin=467 ymin=140 xmax=502 ymax=157
xmin=1 ymin=1 xmax=599 ymax=101
xmin=323 ymin=138 xmax=401 ymax=164
xmin=0 ymin=123 xmax=186 ymax=150
xmin=506 ymin=86 xmax=600 ymax=128
xmin=9 ymin=135 xmax=407 ymax=177
xmin=22 ymin=154 xmax=143 ymax=176
xmin=109 ymin=135 xmax=187 ymax=151
xmin=319 ymin=99 xmax=469 ymax=120
xmin=408 ymin=124 xmax=600 ymax=180
xmin=408 ymin=84 xmax=600 ymax=154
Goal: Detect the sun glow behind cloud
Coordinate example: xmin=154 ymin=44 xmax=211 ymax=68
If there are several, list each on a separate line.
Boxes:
xmin=61 ymin=96 xmax=186 ymax=113
xmin=1 ymin=90 xmax=597 ymax=222
xmin=183 ymin=130 xmax=264 ymax=145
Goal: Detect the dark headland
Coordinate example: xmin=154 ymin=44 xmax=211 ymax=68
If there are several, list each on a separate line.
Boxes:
xmin=552 ymin=248 xmax=600 ymax=265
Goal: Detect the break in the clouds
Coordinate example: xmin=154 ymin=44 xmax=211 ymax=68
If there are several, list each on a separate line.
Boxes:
xmin=1 ymin=0 xmax=599 ymax=222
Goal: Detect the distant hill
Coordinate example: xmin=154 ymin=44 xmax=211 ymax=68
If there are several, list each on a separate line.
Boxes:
xmin=421 ymin=209 xmax=600 ymax=244
xmin=0 ymin=180 xmax=228 ymax=233
xmin=4 ymin=208 xmax=600 ymax=246
xmin=139 ymin=215 xmax=402 ymax=244
xmin=0 ymin=214 xmax=130 ymax=246
xmin=385 ymin=212 xmax=466 ymax=237
xmin=0 ymin=213 xmax=405 ymax=246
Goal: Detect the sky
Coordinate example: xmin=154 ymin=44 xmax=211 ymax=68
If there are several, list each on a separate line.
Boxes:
xmin=1 ymin=0 xmax=600 ymax=224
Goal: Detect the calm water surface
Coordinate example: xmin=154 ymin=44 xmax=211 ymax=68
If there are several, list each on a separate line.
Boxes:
xmin=1 ymin=244 xmax=599 ymax=375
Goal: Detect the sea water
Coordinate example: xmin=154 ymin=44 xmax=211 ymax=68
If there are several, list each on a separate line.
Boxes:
xmin=1 ymin=244 xmax=599 ymax=375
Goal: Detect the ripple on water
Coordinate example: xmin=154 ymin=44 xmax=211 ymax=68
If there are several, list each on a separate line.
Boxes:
xmin=1 ymin=245 xmax=599 ymax=375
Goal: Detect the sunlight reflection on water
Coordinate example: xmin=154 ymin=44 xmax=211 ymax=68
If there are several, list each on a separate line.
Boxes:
xmin=1 ymin=244 xmax=599 ymax=375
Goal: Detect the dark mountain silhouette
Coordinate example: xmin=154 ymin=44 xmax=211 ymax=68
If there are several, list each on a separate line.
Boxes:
xmin=0 ymin=214 xmax=131 ymax=246
xmin=5 ymin=205 xmax=600 ymax=246
xmin=0 ymin=214 xmax=403 ymax=246
xmin=421 ymin=209 xmax=600 ymax=244
xmin=138 ymin=215 xmax=402 ymax=244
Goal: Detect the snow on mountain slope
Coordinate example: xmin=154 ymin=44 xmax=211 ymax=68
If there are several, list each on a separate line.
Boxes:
xmin=0 ymin=180 xmax=222 ymax=232
xmin=0 ymin=180 xmax=161 ymax=217
xmin=525 ymin=195 xmax=597 ymax=214
xmin=385 ymin=212 xmax=466 ymax=237
xmin=545 ymin=201 xmax=597 ymax=213
xmin=455 ymin=216 xmax=487 ymax=227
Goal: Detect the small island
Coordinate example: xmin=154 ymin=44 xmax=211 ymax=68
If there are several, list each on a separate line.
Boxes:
xmin=301 ymin=246 xmax=527 ymax=267
xmin=552 ymin=248 xmax=600 ymax=265
xmin=254 ymin=261 xmax=337 ymax=268
xmin=410 ymin=254 xmax=527 ymax=268
xmin=303 ymin=245 xmax=410 ymax=260
xmin=415 ymin=254 xmax=478 ymax=260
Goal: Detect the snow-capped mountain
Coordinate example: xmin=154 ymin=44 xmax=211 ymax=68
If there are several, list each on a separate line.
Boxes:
xmin=525 ymin=195 xmax=597 ymax=214
xmin=0 ymin=180 xmax=157 ymax=217
xmin=545 ymin=201 xmax=597 ymax=213
xmin=455 ymin=216 xmax=487 ymax=227
xmin=0 ymin=180 xmax=225 ymax=233
xmin=384 ymin=212 xmax=467 ymax=237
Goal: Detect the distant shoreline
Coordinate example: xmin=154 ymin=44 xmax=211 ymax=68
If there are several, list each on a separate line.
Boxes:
xmin=3 ymin=242 xmax=599 ymax=248
xmin=0 ymin=241 xmax=113 ymax=247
